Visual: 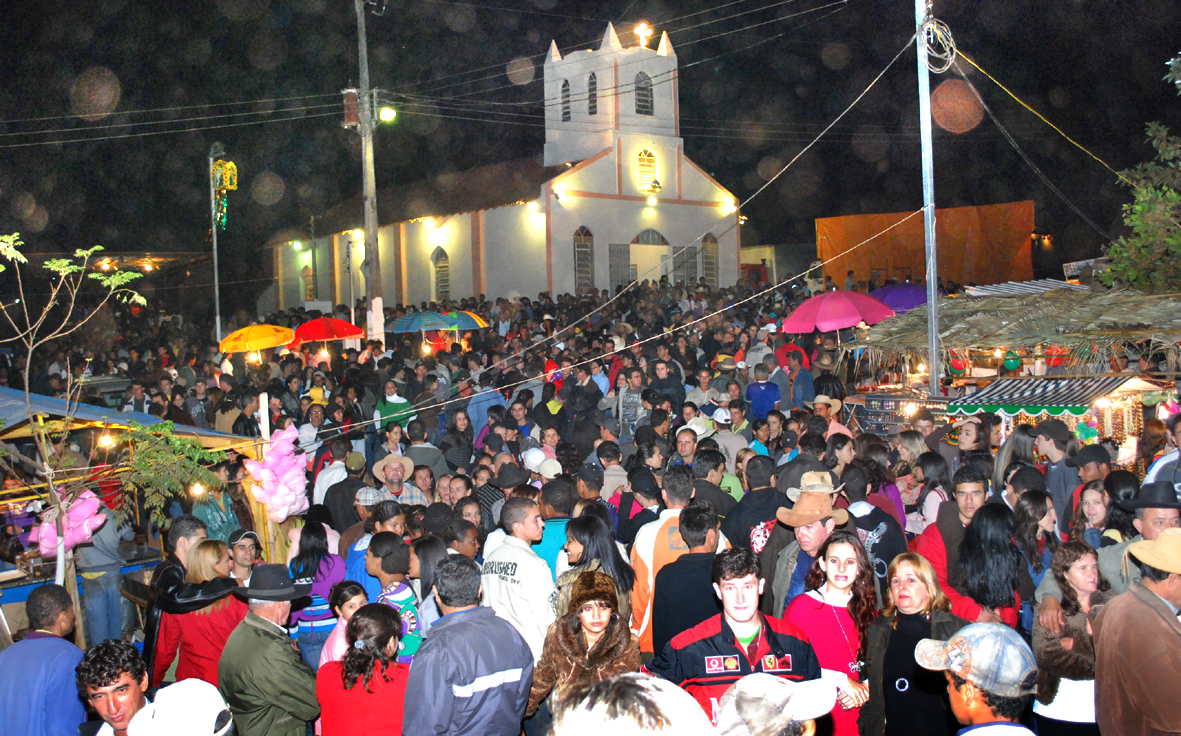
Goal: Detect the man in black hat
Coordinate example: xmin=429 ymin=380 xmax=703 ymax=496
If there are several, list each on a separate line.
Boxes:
xmin=485 ymin=462 xmax=530 ymax=530
xmin=1037 ymin=480 xmax=1181 ymax=632
xmin=217 ymin=565 xmax=318 ymax=736
xmin=1034 ymin=418 xmax=1079 ymax=535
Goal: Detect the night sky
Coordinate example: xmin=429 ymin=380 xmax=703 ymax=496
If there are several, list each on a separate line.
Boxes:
xmin=0 ymin=0 xmax=1178 ymax=313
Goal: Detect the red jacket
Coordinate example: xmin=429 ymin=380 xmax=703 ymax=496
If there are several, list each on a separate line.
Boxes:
xmin=152 ymin=595 xmax=248 ymax=686
xmin=913 ymin=514 xmax=1019 ymax=627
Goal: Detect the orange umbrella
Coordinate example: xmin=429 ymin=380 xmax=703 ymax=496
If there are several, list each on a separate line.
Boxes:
xmin=219 ymin=324 xmax=295 ymax=354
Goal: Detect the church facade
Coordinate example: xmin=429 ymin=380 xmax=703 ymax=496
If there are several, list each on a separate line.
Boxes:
xmin=269 ymin=23 xmax=741 ymax=310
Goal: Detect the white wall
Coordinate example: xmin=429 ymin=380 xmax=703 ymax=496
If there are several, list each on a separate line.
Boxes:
xmin=484 ymin=203 xmax=549 ymax=299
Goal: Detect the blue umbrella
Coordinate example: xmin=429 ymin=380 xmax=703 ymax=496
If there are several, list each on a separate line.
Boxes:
xmin=387 ymin=311 xmax=453 ymax=333
xmin=868 ymin=283 xmax=927 ymax=313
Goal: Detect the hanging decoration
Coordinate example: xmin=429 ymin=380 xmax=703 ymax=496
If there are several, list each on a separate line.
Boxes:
xmin=1003 ymin=350 xmax=1022 ymax=371
xmin=243 ymin=425 xmax=309 ymax=523
xmin=211 ymin=159 xmax=238 ymax=230
xmin=1045 ymin=344 xmax=1068 ymax=368
xmin=28 ymin=490 xmax=107 ymax=558
xmin=948 ymin=350 xmax=970 ymax=376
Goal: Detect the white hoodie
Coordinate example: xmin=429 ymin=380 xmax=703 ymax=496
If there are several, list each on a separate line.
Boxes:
xmin=480 ymin=535 xmax=557 ymax=661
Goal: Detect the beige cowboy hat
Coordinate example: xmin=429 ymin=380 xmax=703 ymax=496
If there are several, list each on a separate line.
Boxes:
xmin=776 ymin=490 xmax=849 ymax=527
xmin=813 ymin=353 xmax=837 ymax=371
xmin=1127 ymin=528 xmax=1181 ymax=575
xmin=372 ymin=453 xmax=414 ymax=482
xmin=682 ymin=416 xmax=715 ymax=440
xmin=785 ymin=470 xmax=844 ymax=503
xmin=805 ymin=394 xmax=842 ymax=413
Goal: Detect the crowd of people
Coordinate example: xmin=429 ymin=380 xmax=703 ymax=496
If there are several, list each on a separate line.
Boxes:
xmin=0 ymin=280 xmax=1180 ymax=736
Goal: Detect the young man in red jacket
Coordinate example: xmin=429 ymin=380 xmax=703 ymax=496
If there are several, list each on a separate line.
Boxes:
xmin=644 ymin=547 xmax=821 ymax=724
xmin=915 ymin=464 xmax=1019 ymax=626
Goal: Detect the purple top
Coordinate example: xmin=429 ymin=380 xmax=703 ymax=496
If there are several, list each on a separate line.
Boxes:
xmin=289 ymin=553 xmax=346 ymax=624
xmin=879 ymin=483 xmax=906 ymax=524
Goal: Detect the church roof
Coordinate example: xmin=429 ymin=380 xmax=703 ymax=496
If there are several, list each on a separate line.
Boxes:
xmin=272 ymin=156 xmax=566 ymax=245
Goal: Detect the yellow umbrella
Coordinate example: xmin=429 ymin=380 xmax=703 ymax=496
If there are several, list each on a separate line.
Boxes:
xmin=219 ymin=324 xmax=295 ymax=353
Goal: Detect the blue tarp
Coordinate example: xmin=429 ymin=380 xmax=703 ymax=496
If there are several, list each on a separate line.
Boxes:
xmin=0 ymin=385 xmax=232 ymax=439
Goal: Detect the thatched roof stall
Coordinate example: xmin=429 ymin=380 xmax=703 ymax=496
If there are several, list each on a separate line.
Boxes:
xmin=850 ymin=289 xmax=1181 ymax=372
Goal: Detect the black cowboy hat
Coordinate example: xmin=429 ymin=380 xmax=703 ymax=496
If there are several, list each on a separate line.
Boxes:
xmin=490 ymin=463 xmax=530 ymax=489
xmin=232 ymin=564 xmax=311 ymax=602
xmin=1120 ymin=481 xmax=1181 ymax=511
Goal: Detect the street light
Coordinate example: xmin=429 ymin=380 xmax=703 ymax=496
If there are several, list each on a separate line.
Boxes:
xmin=208 ymin=141 xmax=226 ymax=342
xmin=379 ymin=106 xmax=397 ymax=122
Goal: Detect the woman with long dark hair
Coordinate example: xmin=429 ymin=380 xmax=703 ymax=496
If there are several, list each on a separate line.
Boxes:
xmin=1032 ymin=540 xmax=1111 ymax=736
xmin=825 ymin=433 xmax=856 ymax=478
xmin=557 ymin=515 xmax=635 ymax=623
xmin=785 ymin=530 xmax=877 ymax=736
xmin=953 ymin=503 xmax=1031 ymax=629
xmin=624 ymin=442 xmax=664 ymax=476
xmin=408 ymin=535 xmax=449 ymax=633
xmin=905 ymin=452 xmax=951 ymax=536
xmin=993 ymin=425 xmax=1037 ymax=493
xmin=439 ymin=409 xmax=474 ymax=472
xmin=1098 ymin=470 xmax=1139 ymax=546
xmin=860 ymin=443 xmax=906 ymax=525
xmin=1138 ymin=418 xmax=1169 ymax=479
xmin=1069 ymin=480 xmax=1108 ymax=549
xmin=1013 ymin=490 xmax=1060 ymax=632
xmin=860 ymin=553 xmax=968 ymax=736
xmin=319 ymin=581 xmax=368 ymax=667
xmin=527 ymin=571 xmax=641 ymax=729
xmin=289 ymin=519 xmax=347 ymax=670
xmin=316 ymin=603 xmax=411 ymax=735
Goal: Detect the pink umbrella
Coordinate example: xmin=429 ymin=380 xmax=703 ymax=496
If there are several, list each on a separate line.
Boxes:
xmin=780 ymin=291 xmax=895 ymax=333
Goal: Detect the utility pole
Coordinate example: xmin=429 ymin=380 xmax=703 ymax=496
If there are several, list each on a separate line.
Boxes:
xmin=308 ymin=215 xmax=319 ymax=300
xmin=915 ymin=0 xmax=940 ymax=397
xmin=354 ymin=0 xmax=383 ymax=333
xmin=208 ymin=142 xmax=226 ymax=343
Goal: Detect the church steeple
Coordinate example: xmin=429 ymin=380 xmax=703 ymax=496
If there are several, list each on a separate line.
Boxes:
xmin=543 ymin=24 xmax=681 ymax=166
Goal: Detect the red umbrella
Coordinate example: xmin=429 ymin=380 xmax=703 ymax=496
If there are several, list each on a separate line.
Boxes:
xmin=289 ymin=316 xmax=365 ymax=349
xmin=780 ymin=291 xmax=894 ymax=334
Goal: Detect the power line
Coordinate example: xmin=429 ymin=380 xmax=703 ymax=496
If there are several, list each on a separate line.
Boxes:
xmin=0 ymin=111 xmax=339 ymax=149
xmin=0 ymin=103 xmax=343 ymax=138
xmin=0 ymin=93 xmax=340 ymax=127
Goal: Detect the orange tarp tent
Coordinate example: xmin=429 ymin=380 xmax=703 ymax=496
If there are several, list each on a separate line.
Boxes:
xmin=815 ymin=201 xmax=1034 ymax=287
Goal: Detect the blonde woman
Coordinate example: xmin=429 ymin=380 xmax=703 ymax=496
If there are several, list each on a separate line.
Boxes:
xmin=734 ymin=447 xmax=758 ymax=492
xmin=151 ymin=539 xmax=248 ymax=686
xmin=859 ymin=553 xmax=969 ymax=736
xmin=893 ymin=431 xmax=927 ymax=503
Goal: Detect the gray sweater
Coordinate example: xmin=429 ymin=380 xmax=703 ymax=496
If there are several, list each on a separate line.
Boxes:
xmin=76 ymin=506 xmax=125 ymax=573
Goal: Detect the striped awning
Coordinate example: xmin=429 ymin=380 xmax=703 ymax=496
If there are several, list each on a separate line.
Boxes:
xmin=948 ymin=376 xmax=1155 ymax=416
xmin=963 ymin=279 xmax=1088 ymax=297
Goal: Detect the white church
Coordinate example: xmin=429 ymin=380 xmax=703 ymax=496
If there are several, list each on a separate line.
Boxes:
xmin=267 ymin=23 xmax=741 ymax=310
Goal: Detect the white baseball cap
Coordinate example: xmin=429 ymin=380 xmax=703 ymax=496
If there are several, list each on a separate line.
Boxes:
xmin=128 ymin=679 xmax=233 ymax=736
xmin=523 ymin=447 xmax=546 ymax=472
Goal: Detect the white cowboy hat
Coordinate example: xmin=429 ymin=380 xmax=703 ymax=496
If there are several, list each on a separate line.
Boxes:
xmin=805 ymin=394 xmax=842 ymax=413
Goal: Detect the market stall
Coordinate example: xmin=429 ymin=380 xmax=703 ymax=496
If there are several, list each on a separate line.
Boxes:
xmin=843 ymin=286 xmax=1181 ymax=436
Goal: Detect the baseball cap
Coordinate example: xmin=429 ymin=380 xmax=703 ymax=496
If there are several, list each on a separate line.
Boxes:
xmin=1065 ymin=444 xmax=1110 ymax=468
xmin=227 ymin=529 xmax=259 ymax=547
xmin=915 ymin=622 xmax=1038 ymax=698
xmin=576 ymin=464 xmax=604 ymax=484
xmin=596 ymin=415 xmax=621 ymax=436
xmin=1034 ymin=418 xmax=1072 ymax=446
xmin=712 ymin=407 xmax=733 ymax=424
xmin=714 ymin=674 xmax=836 ymax=736
xmin=355 ymin=486 xmax=393 ymax=507
xmin=629 ymin=468 xmax=661 ymax=498
xmin=344 ymin=451 xmax=367 ymax=472
xmin=781 ymin=429 xmax=799 ymax=450
xmin=523 ymin=447 xmax=547 ymax=472
xmin=537 ymin=458 xmax=563 ymax=480
xmin=128 ymin=678 xmax=233 ymax=736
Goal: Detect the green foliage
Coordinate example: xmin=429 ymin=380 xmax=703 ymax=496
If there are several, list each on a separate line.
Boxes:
xmin=113 ymin=422 xmax=226 ymax=531
xmin=1100 ymin=57 xmax=1181 ymax=294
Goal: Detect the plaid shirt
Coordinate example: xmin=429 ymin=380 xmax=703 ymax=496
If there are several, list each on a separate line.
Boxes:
xmin=393 ymin=482 xmax=431 ymax=506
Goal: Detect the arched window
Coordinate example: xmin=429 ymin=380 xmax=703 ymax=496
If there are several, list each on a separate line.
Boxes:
xmin=632 ymin=229 xmax=669 ymax=245
xmin=635 ymin=72 xmax=653 ymax=116
xmin=587 ymin=73 xmax=598 ymax=116
xmin=573 ymin=226 xmax=595 ymax=295
xmin=637 ymin=149 xmax=658 ymax=192
xmin=561 ymin=79 xmax=571 ymax=122
xmin=701 ymin=234 xmax=719 ymax=289
xmin=431 ymin=247 xmax=450 ymax=302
